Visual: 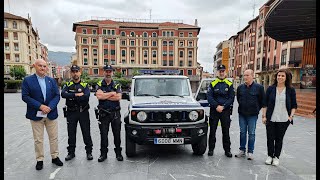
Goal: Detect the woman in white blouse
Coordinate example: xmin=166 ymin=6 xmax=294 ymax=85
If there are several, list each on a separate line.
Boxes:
xmin=262 ymin=69 xmax=297 ymax=166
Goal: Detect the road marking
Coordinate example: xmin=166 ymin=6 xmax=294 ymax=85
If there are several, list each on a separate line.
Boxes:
xmin=149 ymin=157 xmax=159 ymax=167
xmin=216 ymin=158 xmax=222 ymax=167
xmin=169 ymin=173 xmax=176 ymax=180
xmin=210 ymin=175 xmax=225 ymax=178
xmin=255 ymin=174 xmax=258 ymax=180
xmin=49 ymin=168 xmax=61 ymax=179
xmin=266 ymin=169 xmax=269 ymax=180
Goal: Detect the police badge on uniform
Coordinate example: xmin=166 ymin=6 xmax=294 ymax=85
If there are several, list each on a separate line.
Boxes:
xmin=78 ymin=88 xmax=82 ymax=92
xmin=225 ymin=88 xmax=228 ymax=91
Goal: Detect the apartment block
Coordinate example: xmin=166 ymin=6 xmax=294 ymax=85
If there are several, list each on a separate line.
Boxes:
xmin=4 ymin=12 xmax=42 ymax=78
xmin=213 ymin=40 xmax=229 ymax=74
xmin=72 ymin=18 xmax=202 ymax=91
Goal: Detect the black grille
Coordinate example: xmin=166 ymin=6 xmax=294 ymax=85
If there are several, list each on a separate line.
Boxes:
xmin=147 ymin=111 xmax=189 ymax=123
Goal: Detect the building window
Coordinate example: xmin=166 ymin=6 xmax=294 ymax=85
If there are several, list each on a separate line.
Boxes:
xmin=14 ymin=43 xmax=19 ymax=51
xmin=92 ymin=29 xmax=97 ymax=34
xmin=179 ymin=32 xmax=184 ymax=37
xmin=131 ymin=50 xmax=135 ymax=57
xmin=13 ymin=32 xmax=18 ymax=40
xmin=188 ymin=32 xmax=193 ymax=37
xmin=110 ymin=40 xmax=115 ymax=44
xmin=104 ymin=49 xmax=108 ymax=55
xmin=258 ymin=27 xmax=262 ymax=37
xmin=169 ymin=41 xmax=173 ymax=46
xmin=83 ymin=38 xmax=87 ymax=44
xmin=179 ymin=51 xmax=183 ymax=57
xmin=131 ymin=60 xmax=135 ymax=64
xmin=93 ymin=59 xmax=98 ymax=65
xmin=179 ymin=61 xmax=183 ymax=66
xmin=111 ymin=30 xmax=115 ymax=35
xmin=83 ymin=58 xmax=88 ymax=65
xmin=82 ymin=29 xmax=87 ymax=34
xmin=15 ymin=54 xmax=20 ymax=62
xmin=111 ymin=59 xmax=115 ymax=65
xmin=143 ymin=41 xmax=148 ymax=46
xmin=93 ymin=68 xmax=99 ymax=75
xmin=144 ymin=50 xmax=148 ymax=57
xmin=166 ymin=31 xmax=170 ymax=37
xmin=122 ymin=59 xmax=126 ymax=64
xmin=92 ymin=38 xmax=97 ymax=44
xmin=169 ymin=60 xmax=173 ymax=66
xmin=163 ymin=41 xmax=167 ymax=46
xmin=188 ymin=41 xmax=193 ymax=47
xmin=121 ymin=50 xmax=126 ymax=57
xmin=152 ymin=50 xmax=157 ymax=57
xmin=152 ymin=60 xmax=157 ymax=64
xmin=104 ymin=39 xmax=108 ymax=44
xmin=152 ymin=41 xmax=157 ymax=46
xmin=152 ymin=32 xmax=157 ymax=37
xmin=4 ymin=20 xmax=7 ymax=28
xmin=179 ymin=41 xmax=184 ymax=47
xmin=289 ymin=48 xmax=303 ymax=63
xmin=188 ymin=50 xmax=192 ymax=58
xmin=13 ymin=21 xmax=17 ymax=29
xmin=169 ymin=51 xmax=173 ymax=56
xmin=121 ymin=40 xmax=126 ymax=46
xmin=163 ymin=60 xmax=167 ymax=66
xmin=144 ymin=60 xmax=148 ymax=64
xmin=104 ymin=59 xmax=108 ymax=65
xmin=274 ymin=40 xmax=277 ymax=49
xmin=130 ymin=40 xmax=135 ymax=46
xmin=162 ymin=31 xmax=166 ymax=36
xmin=107 ymin=30 xmax=110 ymax=35
xmin=4 ymin=32 xmax=8 ymax=39
xmin=143 ymin=32 xmax=148 ymax=37
xmin=257 ymin=41 xmax=261 ymax=54
xmin=83 ymin=48 xmax=88 ymax=55
xmin=93 ymin=49 xmax=97 ymax=56
xmin=179 ymin=70 xmax=184 ymax=75
xmin=268 ymin=40 xmax=271 ymax=52
xmin=259 ymin=13 xmax=264 ymax=20
xmin=130 ymin=32 xmax=135 ymax=37
xmin=171 ymin=32 xmax=174 ymax=36
xmin=111 ymin=50 xmax=115 ymax=55
xmin=121 ymin=31 xmax=126 ymax=36
xmin=188 ymin=70 xmax=192 ymax=75
xmin=5 ymin=54 xmax=10 ymax=61
xmin=281 ymin=49 xmax=287 ymax=65
xmin=103 ymin=29 xmax=107 ymax=34
xmin=163 ymin=51 xmax=167 ymax=56
xmin=5 ymin=43 xmax=9 ymax=50
xmin=188 ymin=60 xmax=192 ymax=67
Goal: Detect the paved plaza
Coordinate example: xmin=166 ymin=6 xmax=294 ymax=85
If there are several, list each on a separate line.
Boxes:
xmin=4 ymin=93 xmax=316 ymax=180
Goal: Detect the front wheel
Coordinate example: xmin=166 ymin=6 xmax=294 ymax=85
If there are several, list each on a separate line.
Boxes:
xmin=191 ymin=135 xmax=207 ymax=155
xmin=125 ymin=134 xmax=136 ymax=157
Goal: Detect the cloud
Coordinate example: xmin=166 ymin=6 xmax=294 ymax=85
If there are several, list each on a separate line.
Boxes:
xmin=4 ymin=0 xmax=268 ymax=72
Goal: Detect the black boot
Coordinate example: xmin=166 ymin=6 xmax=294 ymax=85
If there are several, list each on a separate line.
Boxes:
xmin=87 ymin=153 xmax=93 ymax=160
xmin=52 ymin=157 xmax=64 ymax=166
xmin=35 ymin=161 xmax=43 ymax=170
xmin=225 ymin=151 xmax=232 ymax=158
xmin=65 ymin=153 xmax=75 ymax=161
xmin=114 ymin=148 xmax=123 ymax=161
xmin=98 ymin=153 xmax=107 ymax=162
xmin=208 ymin=150 xmax=214 ymax=156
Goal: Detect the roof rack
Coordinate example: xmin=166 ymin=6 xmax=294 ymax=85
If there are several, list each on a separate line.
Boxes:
xmin=139 ymin=69 xmax=180 ymax=75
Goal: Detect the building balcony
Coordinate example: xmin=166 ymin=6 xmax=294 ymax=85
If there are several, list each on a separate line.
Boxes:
xmin=288 ymin=60 xmax=301 ymax=67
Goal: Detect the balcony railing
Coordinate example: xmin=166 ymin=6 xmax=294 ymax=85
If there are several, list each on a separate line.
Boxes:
xmin=256 ymin=65 xmax=260 ymax=70
xmin=262 ymin=66 xmax=268 ymax=71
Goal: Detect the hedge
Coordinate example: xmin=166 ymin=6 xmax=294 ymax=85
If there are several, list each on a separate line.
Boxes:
xmin=4 ymin=80 xmax=22 ymax=89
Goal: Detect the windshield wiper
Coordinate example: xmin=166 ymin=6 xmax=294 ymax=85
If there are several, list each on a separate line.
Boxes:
xmin=137 ymin=93 xmax=160 ymax=98
xmin=159 ymin=94 xmax=184 ymax=98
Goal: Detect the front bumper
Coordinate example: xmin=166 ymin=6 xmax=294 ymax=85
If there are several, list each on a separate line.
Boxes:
xmin=125 ymin=122 xmax=208 ymax=145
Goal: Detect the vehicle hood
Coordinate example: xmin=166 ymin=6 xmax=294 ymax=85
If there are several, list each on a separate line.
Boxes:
xmin=131 ymin=96 xmax=201 ymax=108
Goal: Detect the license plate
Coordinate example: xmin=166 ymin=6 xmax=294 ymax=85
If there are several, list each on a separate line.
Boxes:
xmin=154 ymin=138 xmax=184 ymax=144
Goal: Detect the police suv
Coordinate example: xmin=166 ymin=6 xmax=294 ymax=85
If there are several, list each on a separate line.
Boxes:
xmin=122 ymin=70 xmax=208 ymax=157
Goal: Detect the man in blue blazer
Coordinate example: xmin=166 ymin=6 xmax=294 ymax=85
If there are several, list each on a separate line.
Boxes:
xmin=22 ymin=59 xmax=63 ymax=170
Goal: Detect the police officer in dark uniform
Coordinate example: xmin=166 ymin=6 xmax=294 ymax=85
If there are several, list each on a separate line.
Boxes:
xmin=61 ymin=65 xmax=93 ymax=161
xmin=207 ymin=64 xmax=235 ymax=157
xmin=95 ymin=65 xmax=123 ymax=162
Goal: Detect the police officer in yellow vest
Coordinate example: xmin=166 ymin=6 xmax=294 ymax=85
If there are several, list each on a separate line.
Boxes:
xmin=95 ymin=65 xmax=123 ymax=162
xmin=61 ymin=65 xmax=93 ymax=161
xmin=207 ymin=64 xmax=235 ymax=157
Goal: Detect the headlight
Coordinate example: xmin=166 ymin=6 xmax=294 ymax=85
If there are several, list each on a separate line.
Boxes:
xmin=189 ymin=111 xmax=199 ymax=121
xmin=137 ymin=111 xmax=147 ymax=122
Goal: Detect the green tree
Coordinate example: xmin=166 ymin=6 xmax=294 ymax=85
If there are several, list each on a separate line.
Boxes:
xmin=114 ymin=71 xmax=123 ymax=78
xmin=132 ymin=68 xmax=140 ymax=76
xmin=81 ymin=71 xmax=90 ymax=81
xmin=9 ymin=66 xmax=26 ymax=80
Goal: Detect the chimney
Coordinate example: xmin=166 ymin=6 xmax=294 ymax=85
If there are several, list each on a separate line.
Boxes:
xmin=194 ymin=19 xmax=198 ymax=26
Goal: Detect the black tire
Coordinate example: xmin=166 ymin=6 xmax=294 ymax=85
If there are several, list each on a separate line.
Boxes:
xmin=125 ymin=134 xmax=136 ymax=157
xmin=192 ymin=135 xmax=207 ymax=155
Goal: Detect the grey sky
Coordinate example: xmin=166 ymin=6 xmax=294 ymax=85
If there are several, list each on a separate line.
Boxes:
xmin=4 ymin=0 xmax=267 ymax=73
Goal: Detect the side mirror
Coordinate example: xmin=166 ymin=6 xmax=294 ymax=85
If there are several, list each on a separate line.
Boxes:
xmin=122 ymin=92 xmax=130 ymax=101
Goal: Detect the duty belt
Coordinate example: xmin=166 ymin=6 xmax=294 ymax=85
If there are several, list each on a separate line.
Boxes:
xmin=67 ymin=104 xmax=89 ymax=112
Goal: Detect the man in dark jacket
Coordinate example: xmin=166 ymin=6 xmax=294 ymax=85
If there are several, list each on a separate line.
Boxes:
xmin=235 ymin=69 xmax=266 ymax=160
xmin=207 ymin=64 xmax=235 ymax=157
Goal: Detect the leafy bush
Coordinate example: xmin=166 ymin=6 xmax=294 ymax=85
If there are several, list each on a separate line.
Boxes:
xmin=4 ymin=80 xmax=22 ymax=89
xmin=9 ymin=66 xmax=26 ymax=80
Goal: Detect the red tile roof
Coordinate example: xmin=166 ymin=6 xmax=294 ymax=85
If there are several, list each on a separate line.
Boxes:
xmin=4 ymin=12 xmax=30 ymax=25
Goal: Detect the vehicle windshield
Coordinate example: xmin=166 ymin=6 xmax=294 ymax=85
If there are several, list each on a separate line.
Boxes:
xmin=134 ymin=78 xmax=190 ymax=97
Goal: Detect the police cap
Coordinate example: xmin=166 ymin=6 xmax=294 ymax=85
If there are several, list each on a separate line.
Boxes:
xmin=217 ymin=64 xmax=226 ymax=71
xmin=70 ymin=65 xmax=80 ymax=71
xmin=103 ymin=65 xmax=114 ymax=71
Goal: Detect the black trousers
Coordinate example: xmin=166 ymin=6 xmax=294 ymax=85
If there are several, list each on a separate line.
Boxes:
xmin=208 ymin=109 xmax=231 ymax=152
xmin=266 ymin=121 xmax=290 ymax=158
xmin=66 ymin=110 xmax=93 ymax=154
xmin=98 ymin=110 xmax=122 ymax=155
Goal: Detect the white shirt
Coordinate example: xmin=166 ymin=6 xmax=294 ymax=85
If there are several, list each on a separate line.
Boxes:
xmin=270 ymin=87 xmax=288 ymax=122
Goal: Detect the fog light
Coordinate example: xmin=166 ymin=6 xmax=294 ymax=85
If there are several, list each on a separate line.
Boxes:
xmin=132 ymin=130 xmax=137 ymax=135
xmin=198 ymin=129 xmax=203 ymax=134
xmin=154 ymin=129 xmax=161 ymax=135
xmin=176 ymin=128 xmax=182 ymax=133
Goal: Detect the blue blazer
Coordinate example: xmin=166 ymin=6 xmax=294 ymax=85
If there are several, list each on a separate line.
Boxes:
xmin=265 ymin=85 xmax=297 ymax=123
xmin=22 ymin=74 xmax=60 ymax=121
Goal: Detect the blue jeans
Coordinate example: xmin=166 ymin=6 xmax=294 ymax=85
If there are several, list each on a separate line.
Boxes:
xmin=239 ymin=114 xmax=258 ymax=153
